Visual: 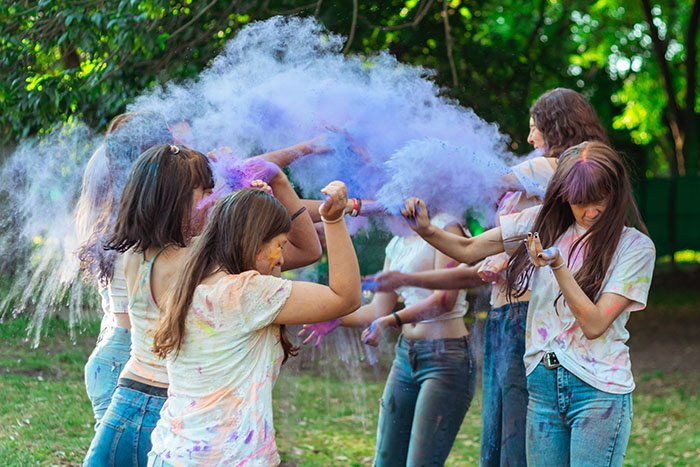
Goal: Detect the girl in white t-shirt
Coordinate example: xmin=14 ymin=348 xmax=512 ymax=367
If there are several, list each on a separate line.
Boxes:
xmin=402 ymin=141 xmax=655 ymax=467
xmin=148 ymin=182 xmax=361 ymax=467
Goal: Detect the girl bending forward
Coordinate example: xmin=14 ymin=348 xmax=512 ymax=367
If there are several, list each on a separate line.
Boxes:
xmin=402 ymin=141 xmax=655 ymax=467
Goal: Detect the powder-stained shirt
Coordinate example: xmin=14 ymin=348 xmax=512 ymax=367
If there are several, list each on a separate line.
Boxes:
xmin=150 ymin=270 xmax=292 ymax=466
xmin=501 ymin=205 xmax=656 ymax=394
xmin=385 ymin=213 xmax=469 ymax=323
xmin=479 ymin=157 xmax=555 ymax=305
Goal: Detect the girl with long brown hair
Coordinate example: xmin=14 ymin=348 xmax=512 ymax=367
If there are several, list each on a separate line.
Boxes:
xmin=362 ymin=87 xmax=611 ymax=465
xmin=148 ymin=182 xmax=361 ymax=466
xmin=83 ymin=143 xmax=321 ymax=467
xmin=76 ymin=112 xmax=172 ymax=428
xmin=402 ymin=141 xmax=655 ymax=466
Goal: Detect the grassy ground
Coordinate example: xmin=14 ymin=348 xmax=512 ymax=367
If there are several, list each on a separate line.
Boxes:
xmin=0 ymin=280 xmax=698 ymax=466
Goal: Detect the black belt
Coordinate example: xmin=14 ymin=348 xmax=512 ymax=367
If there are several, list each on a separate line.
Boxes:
xmin=542 ymin=352 xmax=561 ymax=370
xmin=118 ymin=378 xmax=168 ymax=398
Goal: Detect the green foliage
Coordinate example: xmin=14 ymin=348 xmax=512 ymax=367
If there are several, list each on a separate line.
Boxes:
xmin=2 ymin=0 xmax=698 ymax=177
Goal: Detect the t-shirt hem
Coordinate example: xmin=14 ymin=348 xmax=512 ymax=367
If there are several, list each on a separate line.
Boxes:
xmin=525 ymin=351 xmax=635 ymax=395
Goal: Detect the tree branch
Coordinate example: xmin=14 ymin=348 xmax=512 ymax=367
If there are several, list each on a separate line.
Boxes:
xmin=342 ymin=0 xmax=358 ymax=54
xmin=640 ymin=0 xmax=685 ymax=174
xmin=167 ymin=0 xmax=220 ymax=42
xmin=368 ymin=0 xmax=436 ymax=31
xmin=443 ymin=0 xmax=458 ymax=87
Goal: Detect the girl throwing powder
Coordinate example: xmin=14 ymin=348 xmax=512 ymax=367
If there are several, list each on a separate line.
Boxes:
xmin=148 ymin=182 xmax=361 ymax=466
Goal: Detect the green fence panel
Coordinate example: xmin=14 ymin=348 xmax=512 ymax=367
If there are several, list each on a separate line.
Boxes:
xmin=637 ymin=176 xmax=700 ymax=256
xmin=676 ymin=177 xmax=700 ymax=251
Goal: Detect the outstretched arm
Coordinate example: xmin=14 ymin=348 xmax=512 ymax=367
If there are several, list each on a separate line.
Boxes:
xmin=268 ymin=171 xmax=322 ymax=270
xmin=402 ymin=197 xmax=504 ymax=264
xmin=257 ymin=137 xmax=327 ymax=168
xmin=274 ymin=182 xmax=362 ymax=324
xmin=372 ymin=263 xmax=484 ymax=292
xmin=361 ymin=224 xmax=467 ymax=345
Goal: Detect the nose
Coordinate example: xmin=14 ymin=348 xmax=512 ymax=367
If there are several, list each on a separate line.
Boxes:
xmin=584 ymin=207 xmax=598 ymax=218
xmin=527 ymin=131 xmax=535 ymax=145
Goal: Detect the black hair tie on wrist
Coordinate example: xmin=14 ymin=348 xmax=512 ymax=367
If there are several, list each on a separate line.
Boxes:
xmin=290 ymin=206 xmax=307 ymax=221
xmin=392 ymin=312 xmax=403 ymax=328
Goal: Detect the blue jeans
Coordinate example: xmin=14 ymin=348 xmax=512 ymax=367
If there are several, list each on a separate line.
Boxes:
xmin=526 ymin=362 xmax=633 ymax=467
xmin=84 ymin=326 xmax=131 ymax=428
xmin=374 ymin=335 xmax=476 ymax=467
xmin=83 ymin=383 xmax=167 ymax=467
xmin=481 ymin=301 xmax=528 ymax=467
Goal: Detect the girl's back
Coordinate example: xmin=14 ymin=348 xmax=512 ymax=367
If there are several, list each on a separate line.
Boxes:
xmin=153 ymin=270 xmax=292 ymax=465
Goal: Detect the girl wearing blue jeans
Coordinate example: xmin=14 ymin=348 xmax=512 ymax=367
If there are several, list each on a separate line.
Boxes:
xmin=82 ymin=142 xmax=322 ymax=466
xmin=302 ymin=214 xmax=483 ymax=466
xmin=76 ymin=113 xmax=173 ymax=427
xmin=403 ymin=141 xmax=655 ymax=466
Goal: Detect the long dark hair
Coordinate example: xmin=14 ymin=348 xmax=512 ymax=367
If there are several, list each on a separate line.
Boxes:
xmin=153 ymin=188 xmax=299 ymax=363
xmin=505 ymin=142 xmax=647 ymax=304
xmin=75 ymin=113 xmax=172 ymax=283
xmin=106 ymin=144 xmax=214 ymax=253
xmin=530 ymin=88 xmax=610 ymax=159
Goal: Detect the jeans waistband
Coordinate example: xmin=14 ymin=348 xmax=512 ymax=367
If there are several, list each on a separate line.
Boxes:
xmin=490 ymin=300 xmax=529 ymax=316
xmin=118 ymin=378 xmax=168 ymax=398
xmin=398 ymin=334 xmax=469 ymax=351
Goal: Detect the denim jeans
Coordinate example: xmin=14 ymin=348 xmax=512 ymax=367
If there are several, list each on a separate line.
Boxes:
xmin=480 ymin=301 xmax=528 ymax=467
xmin=83 ymin=383 xmax=167 ymax=467
xmin=526 ymin=362 xmax=633 ymax=467
xmin=374 ymin=335 xmax=476 ymax=467
xmin=84 ymin=326 xmax=131 ymax=428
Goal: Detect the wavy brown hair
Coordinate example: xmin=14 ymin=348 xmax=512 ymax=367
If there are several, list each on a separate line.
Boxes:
xmin=153 ymin=188 xmax=299 ymax=363
xmin=530 ymin=88 xmax=610 ymax=159
xmin=75 ymin=113 xmax=172 ymax=283
xmin=505 ymin=141 xmax=648 ymax=304
xmin=106 ymin=144 xmax=214 ymax=253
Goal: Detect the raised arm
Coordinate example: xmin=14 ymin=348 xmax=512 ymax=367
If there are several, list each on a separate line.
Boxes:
xmin=274 ymin=182 xmax=361 ymax=324
xmin=301 ymin=198 xmax=382 ymax=223
xmin=268 ymin=170 xmax=322 ymax=270
xmin=257 ymin=137 xmax=327 ymax=168
xmin=402 ymin=198 xmax=505 ymax=264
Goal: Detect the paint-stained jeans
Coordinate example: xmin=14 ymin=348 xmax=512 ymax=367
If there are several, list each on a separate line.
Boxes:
xmin=84 ymin=326 xmax=131 ymax=429
xmin=374 ymin=335 xmax=476 ymax=467
xmin=83 ymin=385 xmax=166 ymax=467
xmin=480 ymin=301 xmax=528 ymax=467
xmin=526 ymin=361 xmax=633 ymax=467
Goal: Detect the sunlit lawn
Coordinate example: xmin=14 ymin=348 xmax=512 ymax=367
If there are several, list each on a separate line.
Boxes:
xmin=0 ymin=283 xmax=699 ymax=466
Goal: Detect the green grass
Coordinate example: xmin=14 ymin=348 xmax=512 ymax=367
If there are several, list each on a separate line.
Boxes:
xmin=0 ymin=284 xmax=698 ymax=466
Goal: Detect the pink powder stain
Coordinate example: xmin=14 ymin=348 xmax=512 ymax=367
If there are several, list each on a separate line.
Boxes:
xmin=244 ymin=430 xmax=254 ymax=444
xmin=538 ymin=328 xmax=547 ymax=340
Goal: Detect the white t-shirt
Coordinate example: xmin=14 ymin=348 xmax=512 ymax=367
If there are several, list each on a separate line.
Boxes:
xmin=98 ymin=255 xmax=129 ymax=331
xmin=150 ymin=270 xmax=292 ymax=466
xmin=480 ymin=156 xmax=556 ymax=305
xmin=501 ymin=205 xmax=656 ymax=394
xmin=385 ymin=213 xmax=468 ymax=322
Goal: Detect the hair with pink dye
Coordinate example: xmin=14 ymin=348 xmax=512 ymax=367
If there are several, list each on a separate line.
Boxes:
xmin=505 ymin=141 xmax=647 ymax=303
